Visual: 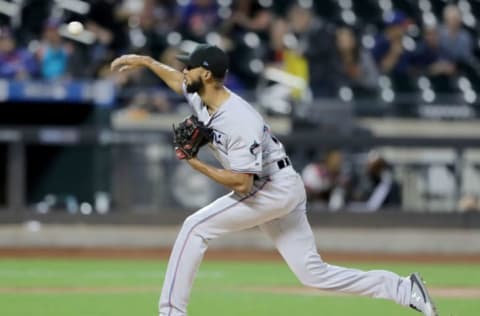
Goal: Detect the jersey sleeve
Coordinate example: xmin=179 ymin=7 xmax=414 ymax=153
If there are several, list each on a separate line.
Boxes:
xmin=227 ymin=125 xmax=263 ymax=174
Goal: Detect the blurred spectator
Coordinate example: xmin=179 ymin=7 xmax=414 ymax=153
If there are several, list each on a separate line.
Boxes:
xmin=219 ymin=1 xmax=274 ymax=89
xmin=458 ymin=194 xmax=479 ymax=212
xmin=272 ymin=3 xmax=336 ymax=97
xmin=126 ymin=90 xmax=172 ymax=113
xmin=75 ymin=0 xmax=129 ymax=78
xmin=36 ymin=19 xmax=70 ymax=80
xmin=18 ymin=0 xmax=53 ymax=44
xmin=350 ymin=151 xmax=401 ymax=212
xmin=330 ymin=26 xmax=379 ymax=93
xmin=88 ymin=0 xmax=127 ymax=52
xmin=301 ymin=150 xmax=350 ymax=211
xmin=0 ymin=27 xmax=37 ymax=79
xmin=411 ymin=23 xmax=458 ymax=92
xmin=124 ymin=0 xmax=179 ymax=56
xmin=5 ymin=0 xmax=480 ymax=103
xmin=438 ymin=4 xmax=474 ymax=65
xmin=150 ymin=90 xmax=172 ymax=113
xmin=371 ymin=10 xmax=414 ymax=90
xmin=154 ymin=0 xmax=181 ymax=33
xmin=219 ymin=0 xmax=272 ymax=89
xmin=180 ymin=0 xmax=220 ymax=42
xmin=221 ymin=0 xmax=272 ymax=41
xmin=412 ymin=23 xmax=456 ymax=77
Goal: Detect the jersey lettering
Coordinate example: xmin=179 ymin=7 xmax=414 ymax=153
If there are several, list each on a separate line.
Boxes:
xmin=213 ymin=131 xmax=223 ymax=145
xmin=249 ymin=141 xmax=260 ymax=156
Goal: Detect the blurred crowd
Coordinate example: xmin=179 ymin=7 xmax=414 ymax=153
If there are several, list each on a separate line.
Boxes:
xmin=2 ymin=0 xmax=480 ymax=212
xmin=301 ymin=150 xmax=402 ymax=212
xmin=301 ymin=149 xmax=480 ymax=213
xmin=1 ymin=0 xmax=480 ymax=113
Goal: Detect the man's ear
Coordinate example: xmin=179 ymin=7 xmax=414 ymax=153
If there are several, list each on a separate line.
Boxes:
xmin=203 ymin=70 xmax=213 ymax=81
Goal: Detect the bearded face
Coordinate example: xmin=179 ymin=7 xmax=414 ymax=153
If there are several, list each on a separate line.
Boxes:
xmin=186 ymin=76 xmax=204 ymax=94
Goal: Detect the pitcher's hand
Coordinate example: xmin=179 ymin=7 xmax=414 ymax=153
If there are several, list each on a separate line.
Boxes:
xmin=111 ymin=54 xmax=152 ymax=72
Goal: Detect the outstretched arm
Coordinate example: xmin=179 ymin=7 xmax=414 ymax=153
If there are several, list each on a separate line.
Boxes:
xmin=187 ymin=157 xmax=254 ymax=194
xmin=111 ymin=55 xmax=184 ymax=95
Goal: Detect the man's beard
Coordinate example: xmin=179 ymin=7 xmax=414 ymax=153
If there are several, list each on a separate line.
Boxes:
xmin=186 ymin=78 xmax=204 ymax=93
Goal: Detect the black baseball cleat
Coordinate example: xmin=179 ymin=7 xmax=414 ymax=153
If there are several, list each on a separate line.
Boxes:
xmin=409 ymin=272 xmax=439 ymax=316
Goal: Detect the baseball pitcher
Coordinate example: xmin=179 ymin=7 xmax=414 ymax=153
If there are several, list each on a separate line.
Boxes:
xmin=111 ymin=44 xmax=438 ymax=316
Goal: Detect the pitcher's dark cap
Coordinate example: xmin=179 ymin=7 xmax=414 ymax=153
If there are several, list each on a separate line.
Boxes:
xmin=176 ymin=44 xmax=229 ymax=79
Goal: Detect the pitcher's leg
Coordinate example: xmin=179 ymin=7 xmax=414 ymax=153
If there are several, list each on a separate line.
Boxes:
xmin=159 ymin=193 xmax=242 ymax=316
xmin=158 ymin=219 xmax=208 ymax=316
xmin=260 ymin=209 xmax=411 ymax=306
xmin=160 ymin=180 xmax=282 ymax=316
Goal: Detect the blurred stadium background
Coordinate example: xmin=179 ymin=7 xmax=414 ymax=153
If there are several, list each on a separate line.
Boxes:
xmin=0 ymin=0 xmax=479 ymax=257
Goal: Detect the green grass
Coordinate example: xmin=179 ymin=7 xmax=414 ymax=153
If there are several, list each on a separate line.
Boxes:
xmin=0 ymin=258 xmax=478 ymax=316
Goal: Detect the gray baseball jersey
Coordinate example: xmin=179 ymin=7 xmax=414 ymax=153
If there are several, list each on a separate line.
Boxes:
xmin=158 ymin=84 xmax=413 ymax=316
xmin=182 ymin=83 xmax=286 ymax=179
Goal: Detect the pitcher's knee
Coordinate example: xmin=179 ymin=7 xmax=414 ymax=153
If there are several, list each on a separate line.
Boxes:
xmin=182 ymin=214 xmax=202 ymax=232
xmin=296 ymin=259 xmax=330 ymax=287
xmin=181 ymin=214 xmax=212 ymax=240
xmin=182 ymin=214 xmax=198 ymax=229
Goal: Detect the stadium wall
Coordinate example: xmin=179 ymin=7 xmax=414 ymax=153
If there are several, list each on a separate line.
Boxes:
xmin=1 ymin=223 xmax=479 ymax=255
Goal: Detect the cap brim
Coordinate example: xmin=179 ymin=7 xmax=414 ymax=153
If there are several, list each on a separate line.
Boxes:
xmin=176 ymin=54 xmax=191 ymax=65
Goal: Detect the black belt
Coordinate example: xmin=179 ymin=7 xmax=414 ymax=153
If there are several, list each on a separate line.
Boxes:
xmin=254 ymin=157 xmax=291 ymax=181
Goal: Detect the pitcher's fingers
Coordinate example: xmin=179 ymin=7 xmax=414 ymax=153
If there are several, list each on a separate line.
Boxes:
xmin=111 ymin=57 xmax=128 ymax=70
xmin=110 ymin=60 xmax=121 ymax=71
xmin=119 ymin=65 xmax=133 ymax=72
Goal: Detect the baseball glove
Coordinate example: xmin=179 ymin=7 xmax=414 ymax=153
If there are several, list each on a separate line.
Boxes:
xmin=173 ymin=115 xmax=213 ymax=160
